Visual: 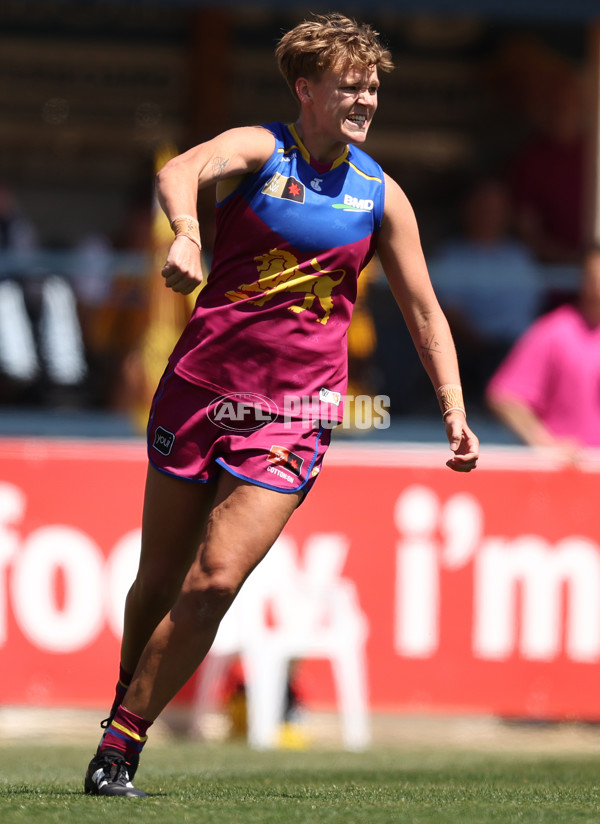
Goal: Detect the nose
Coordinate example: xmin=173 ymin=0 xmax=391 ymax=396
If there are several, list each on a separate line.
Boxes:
xmin=357 ymin=88 xmax=376 ymax=107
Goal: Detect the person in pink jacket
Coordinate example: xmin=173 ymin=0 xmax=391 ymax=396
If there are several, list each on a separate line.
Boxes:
xmin=487 ymin=246 xmax=600 ymax=455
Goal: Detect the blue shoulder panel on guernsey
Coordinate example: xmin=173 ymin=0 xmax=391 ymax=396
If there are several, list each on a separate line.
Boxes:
xmin=229 ymin=121 xmax=386 ymax=255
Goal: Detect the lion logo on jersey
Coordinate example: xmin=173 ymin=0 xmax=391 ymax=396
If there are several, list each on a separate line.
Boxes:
xmin=224 ymin=248 xmax=345 ymax=325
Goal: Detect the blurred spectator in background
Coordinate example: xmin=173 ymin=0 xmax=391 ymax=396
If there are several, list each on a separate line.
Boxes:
xmin=508 ymin=70 xmax=586 ymax=265
xmin=75 ymin=195 xmax=154 ymax=414
xmin=0 ymin=183 xmax=37 ymax=251
xmin=429 ymin=177 xmax=544 ymax=408
xmin=71 ymin=232 xmax=127 ymax=408
xmin=486 ymin=245 xmax=600 ymax=456
xmin=0 ymin=182 xmax=88 ymax=404
xmin=0 ymin=183 xmax=38 ymax=398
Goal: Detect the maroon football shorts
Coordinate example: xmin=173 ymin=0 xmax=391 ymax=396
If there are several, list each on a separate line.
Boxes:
xmin=147 ymin=370 xmax=331 ymax=495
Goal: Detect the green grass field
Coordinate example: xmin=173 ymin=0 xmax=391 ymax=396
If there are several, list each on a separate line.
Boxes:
xmin=1 ymin=739 xmax=600 ymax=824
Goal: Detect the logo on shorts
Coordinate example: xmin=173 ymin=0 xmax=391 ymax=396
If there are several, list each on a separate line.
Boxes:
xmin=153 ymin=426 xmax=175 ymax=456
xmin=208 ymin=393 xmax=278 ymax=431
xmin=267 ymin=445 xmax=304 ymax=477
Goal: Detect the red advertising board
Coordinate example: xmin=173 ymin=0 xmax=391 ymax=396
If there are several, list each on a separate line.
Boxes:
xmin=1 ymin=438 xmax=599 ymax=721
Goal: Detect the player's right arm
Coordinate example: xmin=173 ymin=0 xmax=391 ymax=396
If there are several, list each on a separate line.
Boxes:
xmin=156 ymin=126 xmax=275 ymax=218
xmin=156 ymin=126 xmax=275 ymax=295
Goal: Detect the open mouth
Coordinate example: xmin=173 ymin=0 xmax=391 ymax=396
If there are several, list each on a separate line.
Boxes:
xmin=346 ymin=114 xmax=367 ymax=128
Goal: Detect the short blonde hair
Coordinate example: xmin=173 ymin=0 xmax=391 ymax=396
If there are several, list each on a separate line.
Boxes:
xmin=275 ymin=13 xmax=393 ymax=100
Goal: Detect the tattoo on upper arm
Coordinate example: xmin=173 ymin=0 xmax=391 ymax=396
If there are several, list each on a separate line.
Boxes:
xmin=212 ymin=156 xmax=229 ymax=179
xmin=421 ymin=335 xmax=441 ymax=361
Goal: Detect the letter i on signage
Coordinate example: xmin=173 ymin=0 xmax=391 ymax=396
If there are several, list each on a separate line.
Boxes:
xmin=394 ymin=486 xmax=441 ymax=658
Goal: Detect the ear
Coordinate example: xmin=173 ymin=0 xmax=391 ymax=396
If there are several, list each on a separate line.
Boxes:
xmin=295 ymin=77 xmax=312 ymax=104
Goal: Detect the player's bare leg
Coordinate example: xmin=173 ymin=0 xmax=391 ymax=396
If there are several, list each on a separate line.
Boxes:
xmin=86 ymin=469 xmax=301 ymax=796
xmin=95 ymin=466 xmax=217 ymax=742
xmin=85 ymin=467 xmax=219 ymax=797
xmin=123 ymin=470 xmax=301 ymax=721
xmin=120 ymin=466 xmax=218 ymax=675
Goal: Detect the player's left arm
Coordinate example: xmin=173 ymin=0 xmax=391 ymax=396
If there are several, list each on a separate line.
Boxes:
xmin=376 ymin=173 xmax=479 ymax=472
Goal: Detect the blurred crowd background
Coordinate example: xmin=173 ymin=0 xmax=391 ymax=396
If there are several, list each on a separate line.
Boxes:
xmin=0 ymin=2 xmax=596 ymax=437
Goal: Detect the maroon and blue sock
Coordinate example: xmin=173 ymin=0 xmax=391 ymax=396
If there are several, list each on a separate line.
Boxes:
xmin=100 ymin=704 xmax=152 ymax=761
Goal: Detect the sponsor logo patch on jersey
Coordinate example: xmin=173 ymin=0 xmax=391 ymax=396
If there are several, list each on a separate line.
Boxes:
xmin=267 ymin=444 xmax=304 ymax=477
xmin=319 ymin=387 xmax=342 ymax=406
xmin=333 ymin=194 xmax=374 ymax=212
xmin=262 ymin=173 xmax=305 ymax=203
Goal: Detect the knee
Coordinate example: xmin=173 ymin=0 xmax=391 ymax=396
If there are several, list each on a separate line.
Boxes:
xmin=128 ymin=565 xmax=186 ymax=615
xmin=177 ymin=572 xmax=240 ymax=628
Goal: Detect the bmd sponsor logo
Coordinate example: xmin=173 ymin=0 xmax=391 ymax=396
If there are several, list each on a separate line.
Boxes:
xmin=333 ymin=194 xmax=374 ymax=212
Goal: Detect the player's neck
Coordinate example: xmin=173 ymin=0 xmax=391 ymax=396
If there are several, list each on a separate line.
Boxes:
xmin=292 ymin=119 xmax=346 ymax=167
